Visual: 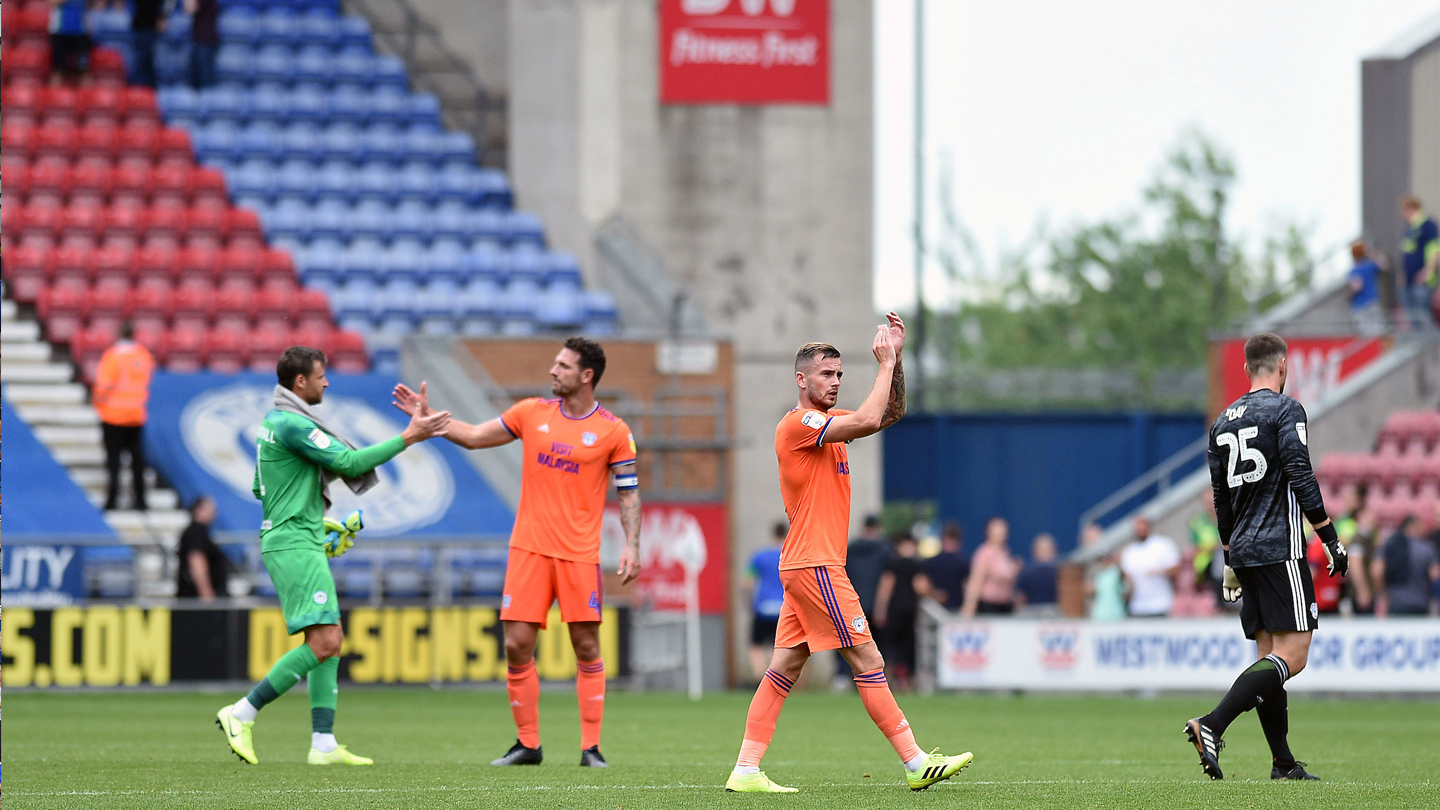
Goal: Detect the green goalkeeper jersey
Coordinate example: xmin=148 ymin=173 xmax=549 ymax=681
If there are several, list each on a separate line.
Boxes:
xmin=252 ymin=408 xmax=405 ymax=552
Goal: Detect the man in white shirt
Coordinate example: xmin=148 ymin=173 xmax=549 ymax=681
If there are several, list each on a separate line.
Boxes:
xmin=1121 ymin=517 xmax=1182 ymax=617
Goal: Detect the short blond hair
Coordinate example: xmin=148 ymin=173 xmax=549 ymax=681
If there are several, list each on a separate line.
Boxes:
xmin=794 ymin=342 xmax=840 ymax=371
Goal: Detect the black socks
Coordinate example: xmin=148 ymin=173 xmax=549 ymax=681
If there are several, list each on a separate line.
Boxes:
xmin=1256 ymin=685 xmax=1294 ymax=768
xmin=1202 ymin=653 xmax=1288 ymax=736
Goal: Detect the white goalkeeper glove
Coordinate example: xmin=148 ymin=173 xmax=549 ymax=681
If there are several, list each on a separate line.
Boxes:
xmin=1222 ymin=565 xmax=1242 ymax=603
xmin=323 ymin=509 xmax=364 ymax=558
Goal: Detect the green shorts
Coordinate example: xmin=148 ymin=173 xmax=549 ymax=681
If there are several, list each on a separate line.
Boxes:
xmin=262 ymin=547 xmax=340 ymax=635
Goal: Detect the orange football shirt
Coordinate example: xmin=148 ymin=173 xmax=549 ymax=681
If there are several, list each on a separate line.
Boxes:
xmin=775 ymin=408 xmax=853 ymax=570
xmin=501 ymin=398 xmax=636 ymax=563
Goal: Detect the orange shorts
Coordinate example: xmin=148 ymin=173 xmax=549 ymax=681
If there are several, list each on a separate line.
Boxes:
xmin=775 ymin=565 xmax=873 ymax=652
xmin=500 ymin=546 xmax=603 ymax=628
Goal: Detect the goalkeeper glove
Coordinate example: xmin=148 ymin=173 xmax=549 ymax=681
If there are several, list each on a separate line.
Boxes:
xmin=1316 ymin=521 xmax=1348 ymax=577
xmin=1222 ymin=566 xmax=1243 ymax=602
xmin=323 ymin=509 xmax=364 ymax=558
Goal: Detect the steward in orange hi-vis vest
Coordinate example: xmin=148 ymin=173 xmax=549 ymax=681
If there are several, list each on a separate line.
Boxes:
xmin=94 ymin=340 xmax=155 ymax=426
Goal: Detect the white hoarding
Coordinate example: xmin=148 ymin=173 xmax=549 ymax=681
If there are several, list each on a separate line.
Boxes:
xmin=935 ymin=618 xmax=1440 ymax=692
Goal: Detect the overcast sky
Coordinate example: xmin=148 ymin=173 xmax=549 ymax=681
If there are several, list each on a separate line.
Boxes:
xmin=873 ymin=0 xmax=1440 ymax=312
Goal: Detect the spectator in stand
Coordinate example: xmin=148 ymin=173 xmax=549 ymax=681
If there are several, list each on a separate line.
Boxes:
xmin=1400 ymin=196 xmax=1439 ymax=330
xmin=1190 ymin=488 xmax=1224 ymax=605
xmin=744 ymin=521 xmax=787 ymax=683
xmin=1082 ymin=523 xmax=1127 ymax=621
xmin=1372 ymin=515 xmax=1440 ymax=617
xmin=1119 ymin=516 xmax=1180 ymax=618
xmin=1339 ymin=489 xmax=1376 ymax=614
xmin=129 ymin=0 xmax=169 ymax=88
xmin=960 ymin=517 xmax=1020 ymax=616
xmin=94 ymin=323 xmax=155 ymax=511
xmin=1015 ymin=533 xmax=1059 ymax=615
xmin=186 ymin=0 xmax=220 ymax=89
xmin=1348 ymin=241 xmax=1385 ymax=336
xmin=48 ymin=0 xmax=95 ymax=85
xmin=835 ymin=514 xmax=890 ymax=689
xmin=176 ymin=496 xmax=231 ymax=600
xmin=873 ymin=532 xmax=932 ymax=689
xmin=924 ymin=522 xmax=968 ymax=611
xmin=1307 ymin=525 xmax=1344 ymax=615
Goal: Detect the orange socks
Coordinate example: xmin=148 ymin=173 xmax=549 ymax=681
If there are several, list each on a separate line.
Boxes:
xmin=855 ymin=668 xmax=922 ymax=762
xmin=736 ymin=669 xmax=794 ymax=767
xmin=507 ymin=659 xmax=541 ymax=749
xmin=577 ymin=658 xmax=606 ymax=750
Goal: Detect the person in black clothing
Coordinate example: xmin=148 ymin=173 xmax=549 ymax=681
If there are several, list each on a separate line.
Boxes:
xmin=834 ymin=515 xmax=892 ymax=687
xmin=925 ymin=522 xmax=968 ymax=611
xmin=1015 ymin=533 xmax=1058 ymax=613
xmin=130 ymin=0 xmax=170 ymax=88
xmin=1186 ymin=333 xmax=1347 ymax=782
xmin=873 ymin=533 xmax=931 ymax=690
xmin=176 ymin=496 xmax=230 ymax=600
xmin=185 ymin=0 xmax=220 ymax=89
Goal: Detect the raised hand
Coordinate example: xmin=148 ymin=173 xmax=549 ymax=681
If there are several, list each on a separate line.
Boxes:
xmin=401 ymin=406 xmax=451 ymax=446
xmin=391 ymin=381 xmax=431 ymax=417
xmin=872 ymin=323 xmax=896 ymax=365
xmin=885 ymin=311 xmax=907 ymax=355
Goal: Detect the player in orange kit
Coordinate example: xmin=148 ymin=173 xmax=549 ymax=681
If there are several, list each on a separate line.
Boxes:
xmin=724 ymin=313 xmax=974 ymax=793
xmin=393 ymin=337 xmax=641 ymax=768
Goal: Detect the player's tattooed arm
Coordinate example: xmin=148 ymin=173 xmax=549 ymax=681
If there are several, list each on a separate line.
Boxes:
xmin=617 ymin=487 xmax=643 ymax=584
xmin=880 ymin=358 xmax=906 ymax=429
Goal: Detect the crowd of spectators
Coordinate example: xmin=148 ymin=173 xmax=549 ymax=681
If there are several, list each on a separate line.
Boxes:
xmin=41 ymin=0 xmax=221 ymax=89
xmin=1348 ymin=195 xmax=1438 ymax=333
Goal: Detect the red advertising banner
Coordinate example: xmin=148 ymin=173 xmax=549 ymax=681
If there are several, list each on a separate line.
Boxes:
xmin=1211 ymin=337 xmax=1386 ymax=416
xmin=659 ymin=0 xmax=829 ymax=105
xmin=602 ymin=502 xmax=729 ymax=614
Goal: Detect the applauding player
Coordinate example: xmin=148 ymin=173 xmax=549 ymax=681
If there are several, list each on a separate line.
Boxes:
xmin=725 ymin=314 xmax=974 ymax=793
xmin=394 ymin=337 xmax=641 ymax=768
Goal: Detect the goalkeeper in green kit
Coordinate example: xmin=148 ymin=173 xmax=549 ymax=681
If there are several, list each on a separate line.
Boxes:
xmin=216 ymin=346 xmax=451 ymax=765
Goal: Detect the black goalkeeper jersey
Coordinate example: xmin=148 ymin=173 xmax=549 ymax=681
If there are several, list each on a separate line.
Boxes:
xmin=1206 ymin=388 xmax=1328 ymax=568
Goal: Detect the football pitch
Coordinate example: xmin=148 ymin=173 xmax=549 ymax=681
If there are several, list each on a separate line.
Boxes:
xmin=4 ymin=687 xmax=1437 ymax=809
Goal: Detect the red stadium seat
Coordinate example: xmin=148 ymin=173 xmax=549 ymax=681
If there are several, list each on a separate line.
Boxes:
xmin=246 ymin=327 xmax=292 ymax=372
xmin=182 ymin=206 xmax=227 ymax=248
xmin=142 ymin=206 xmax=185 ymax=243
xmin=7 ymin=163 xmax=34 ymax=199
xmin=116 ymin=125 xmax=159 ymax=163
xmin=295 ymin=288 xmax=333 ymax=330
xmin=224 ymin=209 xmax=263 ymax=247
xmin=129 ymin=283 xmax=174 ymax=322
xmin=4 ymin=43 xmax=51 ymax=84
xmin=90 ymin=48 xmax=130 ymax=85
xmin=119 ymin=87 xmax=161 ymax=125
xmin=85 ymin=284 xmax=132 ymax=328
xmin=65 ymin=161 xmax=112 ymax=201
xmin=39 ymin=86 xmax=82 ymax=123
xmin=156 ymin=128 xmax=192 ymax=163
xmin=214 ymin=282 xmax=256 ymax=331
xmin=73 ymin=124 xmax=119 ymax=161
xmin=172 ymin=280 xmax=217 ymax=325
xmin=328 ymin=330 xmax=369 ymax=372
xmin=57 ymin=204 xmax=104 ymax=243
xmin=218 ymin=244 xmax=264 ymax=283
xmin=133 ymin=241 xmax=180 ymax=285
xmin=176 ymin=245 xmax=221 ymax=284
xmin=2 ymin=242 xmax=53 ymax=303
xmin=163 ymin=325 xmax=207 ymax=371
xmin=80 ymin=85 xmax=123 ymax=120
xmin=2 ymin=85 xmax=40 ymax=116
xmin=16 ymin=4 xmax=51 ymax=37
xmin=259 ymin=248 xmax=297 ymax=286
xmin=92 ymin=243 xmax=137 ymax=286
xmin=254 ymin=286 xmax=297 ymax=329
xmin=109 ymin=164 xmax=154 ymax=207
xmin=189 ymin=168 xmax=229 ymax=208
xmin=1 ymin=120 xmax=38 ymax=161
xmin=26 ymin=161 xmax=68 ymax=197
xmin=51 ymin=241 xmax=95 ymax=286
xmin=34 ymin=122 xmax=77 ymax=161
xmin=203 ymin=329 xmax=249 ymax=373
xmin=289 ymin=326 xmax=333 ymax=356
xmin=37 ymin=285 xmax=87 ymax=343
xmin=101 ymin=205 xmax=146 ymax=243
xmin=18 ymin=205 xmax=62 ymax=242
xmin=150 ymin=164 xmax=192 ymax=207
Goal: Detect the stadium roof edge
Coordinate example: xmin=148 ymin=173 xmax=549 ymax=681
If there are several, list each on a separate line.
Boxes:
xmin=1365 ymin=6 xmax=1440 ymax=61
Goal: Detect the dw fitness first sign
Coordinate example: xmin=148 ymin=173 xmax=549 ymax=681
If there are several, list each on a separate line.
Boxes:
xmin=660 ymin=0 xmax=829 ymax=105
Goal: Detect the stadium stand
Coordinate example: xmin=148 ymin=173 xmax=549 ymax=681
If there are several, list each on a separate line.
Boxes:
xmin=77 ymin=0 xmax=620 ymax=372
xmin=1317 ymin=410 xmax=1440 ymax=529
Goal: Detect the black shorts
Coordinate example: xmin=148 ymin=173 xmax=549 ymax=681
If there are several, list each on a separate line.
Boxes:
xmin=750 ymin=615 xmax=778 ymax=646
xmin=1235 ymin=560 xmax=1318 ymax=640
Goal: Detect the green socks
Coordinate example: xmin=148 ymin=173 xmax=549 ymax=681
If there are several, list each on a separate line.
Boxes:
xmin=246 ymin=643 xmax=321 ymax=710
xmin=309 ymin=656 xmax=339 ymax=734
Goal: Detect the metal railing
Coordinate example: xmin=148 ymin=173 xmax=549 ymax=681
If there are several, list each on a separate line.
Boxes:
xmin=593 ymin=215 xmax=709 ymax=339
xmin=345 ymin=0 xmax=507 ymax=168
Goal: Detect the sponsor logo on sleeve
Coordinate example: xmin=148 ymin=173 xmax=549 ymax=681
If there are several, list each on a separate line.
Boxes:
xmin=801 ymin=411 xmax=826 ymax=429
xmin=1296 ymin=422 xmax=1307 ymax=446
xmin=308 ymin=428 xmax=331 ymax=449
xmin=314 ymin=590 xmax=328 ymax=605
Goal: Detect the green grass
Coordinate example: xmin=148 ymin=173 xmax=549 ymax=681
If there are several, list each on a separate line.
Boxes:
xmin=3 ymin=687 xmax=1438 ymax=809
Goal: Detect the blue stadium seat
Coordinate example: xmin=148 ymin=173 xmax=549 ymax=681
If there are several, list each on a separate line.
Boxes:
xmin=536 ymin=288 xmax=586 ymax=330
xmin=254 ymin=44 xmax=295 ymax=84
xmin=394 ymin=163 xmax=436 ymax=204
xmin=91 ymin=8 xmax=131 ymax=41
xmin=243 ymin=85 xmax=289 ymax=124
xmin=199 ymin=85 xmax=249 ymax=123
xmin=217 ymin=11 xmax=262 ymax=47
xmin=500 ymin=285 xmax=540 ymax=336
xmin=463 ymin=244 xmax=508 ymax=284
xmin=545 ymin=251 xmax=584 ymax=291
xmin=275 ymin=159 xmax=318 ymax=201
xmin=380 ymin=240 xmax=427 ymax=283
xmin=191 ymin=121 xmax=239 ymax=163
xmin=331 ymin=51 xmax=375 ymax=88
xmin=417 ymin=281 xmax=462 ymax=334
xmin=296 ymin=239 xmax=346 ymax=288
xmin=332 ymin=284 xmax=377 ymax=331
xmin=228 ymin=159 xmax=276 ymax=200
xmin=164 ymin=12 xmax=193 ymax=43
xmin=423 ymin=242 xmax=468 ymax=286
xmin=340 ymin=239 xmax=384 ymax=287
xmin=459 ymin=279 xmax=503 ymax=327
xmin=234 ymin=123 xmax=281 ymax=160
xmin=276 ymin=123 xmax=322 ymax=162
xmin=508 ymin=246 xmax=547 ymax=287
xmin=287 ymin=86 xmax=330 ymax=123
xmin=295 ymin=12 xmax=343 ymax=49
xmin=262 ymin=198 xmax=312 ymax=242
xmin=583 ymin=290 xmax=621 ymax=334
xmin=371 ymin=55 xmax=409 ymax=91
xmin=292 ymin=47 xmax=336 ymax=86
xmin=429 ymin=206 xmax=471 ymax=242
xmin=156 ymin=42 xmax=191 ymax=85
xmin=335 ymin=16 xmax=374 ymax=50
xmin=159 ymin=85 xmax=202 ymax=120
xmin=319 ymin=125 xmax=365 ymax=162
xmin=399 ymin=128 xmax=445 ymax=164
xmin=406 ymin=93 xmax=443 ymax=128
xmin=313 ymin=160 xmax=356 ymax=203
xmin=465 ymin=209 xmax=508 ymax=245
xmin=352 ymin=163 xmax=397 ymax=204
xmin=376 ymin=279 xmax=421 ymax=333
xmin=258 ymin=10 xmax=304 ymax=48
xmin=389 ymin=204 xmax=432 ymax=243
xmin=347 ymin=200 xmax=390 ymax=242
xmin=506 ymin=212 xmax=546 ymax=248
xmin=366 ymin=90 xmax=410 ymax=126
xmin=437 ymin=131 xmax=477 ymax=163
xmin=360 ymin=127 xmax=405 ymax=164
xmin=215 ymin=44 xmax=254 ymax=84
xmin=474 ymin=168 xmax=513 ymax=209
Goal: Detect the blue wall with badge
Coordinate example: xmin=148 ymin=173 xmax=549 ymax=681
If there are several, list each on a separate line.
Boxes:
xmin=884 ymin=412 xmax=1205 ymax=557
xmin=143 ymin=373 xmax=514 ymax=538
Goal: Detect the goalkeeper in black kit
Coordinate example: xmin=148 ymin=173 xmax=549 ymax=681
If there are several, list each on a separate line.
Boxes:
xmin=1185 ymin=333 xmax=1347 ymax=781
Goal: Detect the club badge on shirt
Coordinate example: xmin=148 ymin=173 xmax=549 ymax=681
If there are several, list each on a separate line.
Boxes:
xmin=582 ymin=431 xmax=597 ymax=447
